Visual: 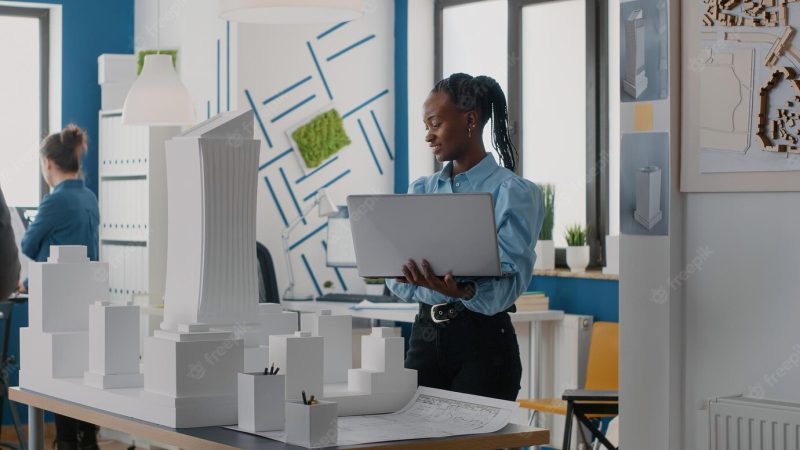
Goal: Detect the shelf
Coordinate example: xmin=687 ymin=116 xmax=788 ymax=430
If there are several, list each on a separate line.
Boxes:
xmin=534 ymin=268 xmax=618 ymax=281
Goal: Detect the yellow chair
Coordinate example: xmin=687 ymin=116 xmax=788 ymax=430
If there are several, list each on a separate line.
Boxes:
xmin=519 ymin=321 xmax=619 ymax=448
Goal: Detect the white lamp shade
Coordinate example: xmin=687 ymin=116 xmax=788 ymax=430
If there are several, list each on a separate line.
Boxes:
xmin=219 ymin=0 xmax=364 ymax=24
xmin=122 ymin=54 xmax=195 ymax=126
xmin=317 ymin=191 xmax=339 ymax=218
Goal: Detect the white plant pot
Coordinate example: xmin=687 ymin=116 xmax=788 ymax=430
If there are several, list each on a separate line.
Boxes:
xmin=364 ymin=284 xmax=385 ymax=295
xmin=237 ymin=372 xmax=285 ymax=432
xmin=534 ymin=240 xmax=555 ymax=270
xmin=285 ymin=400 xmax=338 ymax=448
xmin=566 ymin=246 xmax=590 ymax=273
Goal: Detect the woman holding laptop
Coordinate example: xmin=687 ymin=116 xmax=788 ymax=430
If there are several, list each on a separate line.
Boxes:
xmin=386 ymin=73 xmax=543 ymax=401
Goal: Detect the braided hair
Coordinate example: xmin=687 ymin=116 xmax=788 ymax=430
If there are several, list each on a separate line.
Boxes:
xmin=432 ymin=73 xmax=518 ymax=172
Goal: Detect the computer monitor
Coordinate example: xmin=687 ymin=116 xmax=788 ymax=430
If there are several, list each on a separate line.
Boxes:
xmin=325 ymin=206 xmax=357 ymax=268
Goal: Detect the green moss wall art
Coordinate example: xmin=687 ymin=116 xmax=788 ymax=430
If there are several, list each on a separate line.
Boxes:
xmin=291 ymin=109 xmax=351 ymax=169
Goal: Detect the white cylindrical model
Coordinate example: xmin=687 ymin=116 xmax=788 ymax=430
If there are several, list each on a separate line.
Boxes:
xmin=237 ymin=373 xmax=285 ymax=432
xmin=285 ymin=400 xmax=338 ymax=448
xmin=634 ymin=166 xmax=663 ymax=230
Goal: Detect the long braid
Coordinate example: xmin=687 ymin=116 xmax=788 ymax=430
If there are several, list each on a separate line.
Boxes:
xmin=432 ymin=73 xmax=518 ymax=172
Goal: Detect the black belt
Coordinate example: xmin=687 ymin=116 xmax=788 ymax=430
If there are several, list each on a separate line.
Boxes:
xmin=419 ymin=302 xmax=516 ymax=324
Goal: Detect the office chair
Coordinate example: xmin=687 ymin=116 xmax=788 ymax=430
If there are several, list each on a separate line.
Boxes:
xmin=256 ymin=242 xmax=279 ymax=303
xmin=519 ymin=321 xmax=619 ymax=450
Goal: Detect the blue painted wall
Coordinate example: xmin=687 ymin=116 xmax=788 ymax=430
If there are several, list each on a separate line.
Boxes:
xmin=394 ymin=0 xmax=409 ymax=193
xmin=15 ymin=0 xmax=135 ymax=196
xmin=529 ymin=276 xmax=619 ymax=323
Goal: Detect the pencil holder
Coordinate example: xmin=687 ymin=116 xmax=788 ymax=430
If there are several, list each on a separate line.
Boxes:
xmin=285 ymin=399 xmax=337 ymax=447
xmin=237 ymin=372 xmax=285 ymax=432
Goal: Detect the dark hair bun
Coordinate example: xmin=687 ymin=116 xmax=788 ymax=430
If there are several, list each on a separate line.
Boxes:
xmin=60 ymin=124 xmax=87 ymax=152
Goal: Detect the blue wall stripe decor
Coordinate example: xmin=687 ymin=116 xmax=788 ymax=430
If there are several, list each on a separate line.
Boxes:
xmin=322 ymin=241 xmax=349 ymax=291
xmin=303 ymin=169 xmax=352 ymax=202
xmin=226 ymin=21 xmax=231 ymax=111
xmin=317 ymin=21 xmax=349 ymax=40
xmin=394 ymin=0 xmax=409 ymax=193
xmin=295 ymin=155 xmax=339 ymax=184
xmin=342 ymin=89 xmax=390 ymax=119
xmin=357 ymin=118 xmax=383 ymax=175
xmin=279 ymin=167 xmax=307 ymax=226
xmin=301 ymin=254 xmax=323 ymax=296
xmin=370 ymin=110 xmax=393 ymax=160
xmin=258 ymin=147 xmax=294 ymax=171
xmin=216 ymin=39 xmax=221 ymax=114
xmin=290 ymin=222 xmax=328 ymax=251
xmin=264 ymin=176 xmax=289 ymax=228
xmin=306 ymin=41 xmax=333 ymax=100
xmin=271 ymin=94 xmax=316 ymax=123
xmin=262 ymin=75 xmax=313 ymax=106
xmin=245 ymin=89 xmax=274 ymax=148
xmin=326 ymin=34 xmax=376 ymax=62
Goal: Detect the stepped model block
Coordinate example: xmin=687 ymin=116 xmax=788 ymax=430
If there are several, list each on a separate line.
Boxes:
xmin=269 ymin=332 xmax=324 ymax=402
xmin=161 ymin=110 xmax=261 ymax=331
xmin=84 ymin=301 xmax=144 ymax=389
xmin=237 ymin=372 xmax=285 ymax=432
xmin=20 ymin=245 xmax=108 ymax=379
xmin=309 ymin=310 xmax=352 ymax=383
xmin=634 ymin=166 xmax=663 ymax=230
xmin=347 ymin=328 xmax=416 ymax=396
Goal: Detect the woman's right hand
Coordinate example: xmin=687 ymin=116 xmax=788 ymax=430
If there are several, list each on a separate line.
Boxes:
xmin=16 ymin=280 xmax=27 ymax=294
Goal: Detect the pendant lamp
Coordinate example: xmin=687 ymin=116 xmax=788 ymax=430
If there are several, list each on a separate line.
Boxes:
xmin=122 ymin=0 xmax=195 ymax=126
xmin=218 ymin=0 xmax=364 ymax=24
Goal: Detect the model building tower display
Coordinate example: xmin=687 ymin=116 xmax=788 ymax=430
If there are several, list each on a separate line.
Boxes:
xmin=84 ymin=301 xmax=144 ymax=389
xmin=21 ymin=246 xmax=110 ymax=379
xmin=634 ymin=165 xmax=663 ymax=229
xmin=624 ymin=9 xmax=648 ymax=99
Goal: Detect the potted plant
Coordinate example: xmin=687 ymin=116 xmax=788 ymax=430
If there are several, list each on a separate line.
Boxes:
xmin=322 ymin=280 xmax=335 ymax=294
xmin=564 ymin=224 xmax=589 ymax=273
xmin=363 ymin=277 xmax=386 ymax=295
xmin=534 ymin=184 xmax=555 ymax=270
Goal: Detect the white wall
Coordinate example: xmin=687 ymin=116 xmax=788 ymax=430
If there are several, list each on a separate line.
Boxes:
xmin=135 ymin=1 xmax=396 ymax=297
xmin=683 ymin=192 xmax=800 ymax=449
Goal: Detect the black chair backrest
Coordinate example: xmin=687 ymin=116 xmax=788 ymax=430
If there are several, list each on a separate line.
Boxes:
xmin=256 ymin=242 xmax=280 ymax=303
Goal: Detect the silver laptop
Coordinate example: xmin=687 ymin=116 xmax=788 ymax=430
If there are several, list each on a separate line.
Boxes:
xmin=346 ymin=193 xmax=501 ymax=278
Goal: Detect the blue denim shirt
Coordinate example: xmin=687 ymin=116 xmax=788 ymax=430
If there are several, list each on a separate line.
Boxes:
xmin=386 ymin=153 xmax=544 ymax=316
xmin=21 ymin=179 xmax=99 ymax=264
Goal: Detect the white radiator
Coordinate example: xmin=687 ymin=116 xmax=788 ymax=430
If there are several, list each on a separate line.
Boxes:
xmin=709 ymin=396 xmax=800 ymax=450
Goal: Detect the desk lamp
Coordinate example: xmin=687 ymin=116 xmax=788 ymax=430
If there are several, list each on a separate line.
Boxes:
xmin=282 ymin=190 xmax=338 ymax=301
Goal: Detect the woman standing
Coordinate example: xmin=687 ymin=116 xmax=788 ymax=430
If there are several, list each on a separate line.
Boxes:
xmin=20 ymin=124 xmax=100 ymax=450
xmin=387 ymin=73 xmax=543 ymax=401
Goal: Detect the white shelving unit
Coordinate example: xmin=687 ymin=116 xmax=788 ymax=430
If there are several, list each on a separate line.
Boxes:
xmin=98 ymin=109 xmax=179 ymax=339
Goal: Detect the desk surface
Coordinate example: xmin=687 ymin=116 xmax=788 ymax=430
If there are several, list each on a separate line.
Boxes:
xmin=282 ymin=300 xmax=564 ymax=324
xmin=10 ymin=387 xmax=549 ymax=450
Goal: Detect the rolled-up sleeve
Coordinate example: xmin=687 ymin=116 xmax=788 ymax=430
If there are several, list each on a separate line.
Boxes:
xmin=459 ymin=178 xmax=543 ymax=315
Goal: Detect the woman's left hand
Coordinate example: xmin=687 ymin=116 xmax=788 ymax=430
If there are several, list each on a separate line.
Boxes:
xmin=396 ymin=259 xmax=475 ymax=299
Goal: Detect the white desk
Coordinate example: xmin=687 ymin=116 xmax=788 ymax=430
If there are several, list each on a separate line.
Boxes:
xmin=281 ymin=300 xmax=564 ymax=403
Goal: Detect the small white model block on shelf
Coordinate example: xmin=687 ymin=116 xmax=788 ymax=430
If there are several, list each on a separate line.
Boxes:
xmin=237 ymin=372 xmax=285 ymax=432
xmin=285 ymin=400 xmax=338 ymax=448
xmin=634 ymin=165 xmax=663 ymax=230
xmin=84 ymin=301 xmax=143 ymax=389
xmin=268 ymin=331 xmax=324 ymax=401
xmin=310 ymin=310 xmax=352 ymax=383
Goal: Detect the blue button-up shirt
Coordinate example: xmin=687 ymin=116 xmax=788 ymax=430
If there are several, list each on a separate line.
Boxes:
xmin=386 ymin=153 xmax=544 ymax=316
xmin=21 ymin=179 xmax=99 ymax=263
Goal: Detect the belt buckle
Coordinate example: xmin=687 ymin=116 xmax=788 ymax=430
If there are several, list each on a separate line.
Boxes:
xmin=430 ymin=304 xmax=450 ymax=324
xmin=431 ymin=303 xmax=450 ymax=323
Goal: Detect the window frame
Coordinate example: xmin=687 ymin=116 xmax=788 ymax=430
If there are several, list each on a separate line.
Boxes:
xmin=0 ymin=5 xmax=50 ymax=203
xmin=434 ymin=0 xmax=609 ymax=268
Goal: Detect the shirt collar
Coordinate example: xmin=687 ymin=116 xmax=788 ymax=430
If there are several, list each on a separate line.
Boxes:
xmin=437 ymin=153 xmax=498 ymax=187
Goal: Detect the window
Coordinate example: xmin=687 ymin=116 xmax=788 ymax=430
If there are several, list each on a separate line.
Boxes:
xmin=436 ymin=0 xmax=611 ymax=266
xmin=0 ymin=6 xmax=49 ymax=207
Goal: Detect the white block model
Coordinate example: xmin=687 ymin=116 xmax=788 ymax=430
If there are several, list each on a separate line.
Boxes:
xmin=21 ymin=246 xmax=108 ymax=378
xmin=624 ymin=9 xmax=648 ymax=98
xmin=344 ymin=328 xmax=416 ymax=405
xmin=84 ymin=301 xmax=144 ymax=389
xmin=285 ymin=400 xmax=338 ymax=448
xmin=309 ymin=310 xmax=352 ymax=383
xmin=161 ymin=110 xmax=261 ymax=331
xmin=237 ymin=372 xmax=285 ymax=432
xmin=269 ymin=331 xmax=324 ymax=402
xmin=634 ymin=166 xmax=663 ymax=229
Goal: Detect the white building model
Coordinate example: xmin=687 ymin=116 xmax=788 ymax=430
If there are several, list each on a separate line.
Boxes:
xmin=624 ymin=9 xmax=648 ymax=99
xmin=18 ymin=111 xmax=417 ymax=430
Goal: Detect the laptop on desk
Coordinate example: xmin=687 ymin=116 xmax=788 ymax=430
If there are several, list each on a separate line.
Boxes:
xmin=346 ymin=193 xmax=501 ymax=279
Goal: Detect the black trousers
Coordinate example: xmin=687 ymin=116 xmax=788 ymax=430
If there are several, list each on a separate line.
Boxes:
xmin=55 ymin=413 xmax=97 ymax=447
xmin=404 ymin=304 xmax=523 ymax=401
